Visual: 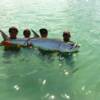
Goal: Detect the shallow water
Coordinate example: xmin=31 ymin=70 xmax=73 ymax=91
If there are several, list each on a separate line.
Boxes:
xmin=0 ymin=0 xmax=100 ymax=100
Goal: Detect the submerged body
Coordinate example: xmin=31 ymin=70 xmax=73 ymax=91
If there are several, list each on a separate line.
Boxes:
xmin=4 ymin=38 xmax=79 ymax=53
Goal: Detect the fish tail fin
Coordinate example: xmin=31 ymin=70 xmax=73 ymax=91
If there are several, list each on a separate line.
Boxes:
xmin=0 ymin=30 xmax=9 ymax=41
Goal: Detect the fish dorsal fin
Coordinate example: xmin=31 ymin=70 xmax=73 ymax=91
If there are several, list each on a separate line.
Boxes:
xmin=31 ymin=29 xmax=40 ymax=38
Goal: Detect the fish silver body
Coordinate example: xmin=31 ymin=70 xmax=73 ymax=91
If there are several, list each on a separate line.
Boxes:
xmin=9 ymin=38 xmax=79 ymax=53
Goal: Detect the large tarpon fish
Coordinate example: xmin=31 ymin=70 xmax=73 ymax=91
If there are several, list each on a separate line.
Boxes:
xmin=6 ymin=38 xmax=79 ymax=53
xmin=0 ymin=30 xmax=79 ymax=53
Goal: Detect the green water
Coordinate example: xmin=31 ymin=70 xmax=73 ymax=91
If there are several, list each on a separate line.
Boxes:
xmin=0 ymin=0 xmax=100 ymax=100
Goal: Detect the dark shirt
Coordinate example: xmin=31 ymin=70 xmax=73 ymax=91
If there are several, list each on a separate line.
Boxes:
xmin=4 ymin=45 xmax=20 ymax=51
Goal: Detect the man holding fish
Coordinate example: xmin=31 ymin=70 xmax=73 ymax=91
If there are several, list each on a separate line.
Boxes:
xmin=0 ymin=27 xmax=79 ymax=53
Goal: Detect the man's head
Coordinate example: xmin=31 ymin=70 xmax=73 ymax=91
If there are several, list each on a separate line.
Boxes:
xmin=39 ymin=28 xmax=48 ymax=38
xmin=23 ymin=29 xmax=31 ymax=38
xmin=9 ymin=27 xmax=18 ymax=39
xmin=63 ymin=31 xmax=71 ymax=42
